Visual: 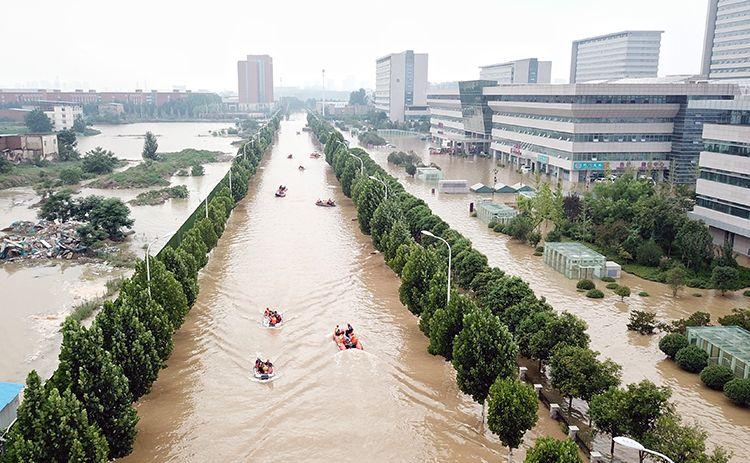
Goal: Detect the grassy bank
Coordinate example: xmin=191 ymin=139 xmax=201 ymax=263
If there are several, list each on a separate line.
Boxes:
xmin=88 ymin=149 xmax=225 ymax=189
xmin=129 ymin=185 xmax=188 ymax=206
xmin=67 ymin=277 xmax=125 ymax=324
xmin=0 ymin=123 xmax=27 ymax=135
xmin=0 ymin=160 xmax=113 ymax=189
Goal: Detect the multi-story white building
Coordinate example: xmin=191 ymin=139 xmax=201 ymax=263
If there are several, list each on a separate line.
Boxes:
xmin=570 ymin=31 xmax=662 ymax=83
xmin=375 ymin=50 xmax=428 ymax=122
xmin=484 ymin=77 xmax=737 ymax=184
xmin=479 ymin=58 xmax=552 ymax=84
xmin=701 ymin=0 xmax=750 ymax=80
xmin=22 ymin=101 xmax=83 ymax=130
xmin=689 ymin=98 xmax=750 ymax=261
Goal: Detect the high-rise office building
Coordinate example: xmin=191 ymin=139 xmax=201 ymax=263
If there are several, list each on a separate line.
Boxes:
xmin=570 ymin=31 xmax=662 ymax=83
xmin=701 ymin=0 xmax=750 ymax=80
xmin=428 ymin=80 xmax=496 ymax=154
xmin=374 ymin=50 xmax=428 ymax=122
xmin=689 ymin=98 xmax=750 ymax=261
xmin=479 ymin=58 xmax=552 ymax=84
xmin=238 ymin=55 xmax=274 ymax=105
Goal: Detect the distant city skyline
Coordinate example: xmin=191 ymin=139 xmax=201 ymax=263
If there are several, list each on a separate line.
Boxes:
xmin=2 ymin=0 xmax=708 ymax=93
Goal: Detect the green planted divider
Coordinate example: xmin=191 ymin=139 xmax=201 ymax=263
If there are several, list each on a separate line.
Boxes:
xmin=0 ymin=113 xmax=282 ymax=461
xmin=306 ymin=112 xmax=730 ymax=462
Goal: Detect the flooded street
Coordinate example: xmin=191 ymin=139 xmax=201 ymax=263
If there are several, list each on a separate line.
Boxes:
xmin=0 ymin=122 xmax=239 ymax=383
xmin=123 ymin=114 xmax=565 ymax=462
xmin=350 ymin=133 xmax=750 ymax=458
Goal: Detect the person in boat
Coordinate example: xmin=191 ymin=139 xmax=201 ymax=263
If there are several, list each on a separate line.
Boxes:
xmin=255 ymin=358 xmax=274 ymax=375
xmin=333 ymin=326 xmax=346 ymax=348
xmin=326 ymin=198 xmax=335 ymax=206
xmin=269 ymin=310 xmax=281 ymax=326
xmin=264 ymin=308 xmax=271 ymax=318
xmin=345 ymin=324 xmax=360 ymax=349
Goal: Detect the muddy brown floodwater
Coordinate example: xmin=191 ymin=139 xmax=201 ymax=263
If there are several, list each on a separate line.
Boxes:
xmin=349 ymin=133 xmax=750 ymax=460
xmin=123 ymin=114 xmax=566 ymax=463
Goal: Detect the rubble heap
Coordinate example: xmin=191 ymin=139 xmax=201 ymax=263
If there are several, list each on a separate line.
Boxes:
xmin=0 ymin=220 xmax=88 ymax=261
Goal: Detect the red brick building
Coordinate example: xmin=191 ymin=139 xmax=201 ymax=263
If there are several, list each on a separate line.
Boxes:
xmin=0 ymin=89 xmax=214 ymax=107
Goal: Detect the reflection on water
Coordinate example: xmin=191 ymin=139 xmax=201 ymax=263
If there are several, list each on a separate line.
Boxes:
xmin=123 ymin=115 xmax=566 ymax=462
xmin=351 ymin=133 xmax=750 ymax=459
xmin=0 ymin=121 xmax=240 ymax=383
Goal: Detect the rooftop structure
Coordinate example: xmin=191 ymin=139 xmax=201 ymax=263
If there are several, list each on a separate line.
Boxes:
xmin=687 ymin=326 xmax=750 ymax=378
xmin=438 ymin=179 xmax=469 ymax=194
xmin=470 ymin=183 xmax=495 ymax=193
xmin=415 ymin=166 xmax=444 ymax=182
xmin=543 ymin=242 xmax=606 ymax=279
xmin=0 ymin=382 xmax=23 ymax=432
xmin=476 ymin=200 xmax=518 ymax=224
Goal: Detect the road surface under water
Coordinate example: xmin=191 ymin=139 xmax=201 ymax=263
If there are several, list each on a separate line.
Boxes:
xmin=352 ymin=133 xmax=750 ymax=460
xmin=123 ymin=114 xmax=566 ymax=462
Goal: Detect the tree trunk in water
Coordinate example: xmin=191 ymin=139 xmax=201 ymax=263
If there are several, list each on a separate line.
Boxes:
xmin=538 ymin=358 xmax=542 ymax=371
xmin=568 ymin=396 xmax=573 ymax=411
xmin=507 ymin=446 xmax=513 ymax=463
xmin=610 ymin=438 xmax=615 ymax=455
xmin=480 ymin=400 xmax=486 ymax=434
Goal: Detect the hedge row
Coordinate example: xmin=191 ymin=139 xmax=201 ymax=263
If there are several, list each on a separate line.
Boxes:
xmin=0 ymin=115 xmax=281 ymax=462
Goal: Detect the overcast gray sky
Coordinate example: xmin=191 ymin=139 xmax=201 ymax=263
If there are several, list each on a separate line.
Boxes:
xmin=3 ymin=0 xmax=708 ymax=92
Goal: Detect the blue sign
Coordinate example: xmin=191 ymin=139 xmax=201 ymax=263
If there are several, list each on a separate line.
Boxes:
xmin=537 ymin=154 xmax=549 ymax=164
xmin=573 ymin=161 xmax=605 ymax=171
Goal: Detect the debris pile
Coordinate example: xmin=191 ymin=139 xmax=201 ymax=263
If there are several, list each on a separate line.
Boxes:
xmin=0 ymin=220 xmax=88 ymax=261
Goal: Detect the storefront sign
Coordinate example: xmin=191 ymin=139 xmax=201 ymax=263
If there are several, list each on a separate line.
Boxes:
xmin=573 ymin=161 xmax=605 ymax=171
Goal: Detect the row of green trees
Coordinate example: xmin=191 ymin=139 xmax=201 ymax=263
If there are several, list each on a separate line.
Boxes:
xmin=1 ymin=115 xmax=281 ymax=462
xmin=307 ymin=113 xmax=730 ymax=463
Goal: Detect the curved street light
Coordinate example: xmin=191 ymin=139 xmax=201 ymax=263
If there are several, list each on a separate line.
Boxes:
xmin=421 ymin=230 xmax=451 ymax=304
xmin=368 ymin=175 xmax=388 ymax=200
xmin=614 ymin=436 xmax=675 ymax=463
xmin=348 ymin=152 xmax=365 ymax=175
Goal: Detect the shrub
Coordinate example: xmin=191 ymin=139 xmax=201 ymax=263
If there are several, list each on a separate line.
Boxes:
xmin=744 ymin=289 xmax=750 ymax=297
xmin=700 ymin=364 xmax=735 ymax=391
xmin=639 ymin=291 xmax=650 ymax=297
xmin=191 ymin=164 xmax=205 ymax=176
xmin=586 ymin=289 xmax=604 ymax=299
xmin=605 ymin=283 xmax=619 ymax=290
xmin=59 ymin=166 xmax=83 ymax=184
xmin=600 ymin=276 xmax=615 ymax=283
xmin=724 ymin=378 xmax=750 ymax=406
xmin=576 ymin=279 xmax=595 ymax=291
xmin=636 ymin=239 xmax=663 ymax=267
xmin=658 ymin=333 xmax=688 ymax=359
xmin=675 ymin=345 xmax=709 ymax=373
xmin=614 ymin=285 xmax=631 ymax=301
xmin=82 ymin=147 xmax=119 ymax=174
xmin=628 ymin=310 xmax=657 ymax=334
xmin=546 ymin=227 xmax=563 ymax=242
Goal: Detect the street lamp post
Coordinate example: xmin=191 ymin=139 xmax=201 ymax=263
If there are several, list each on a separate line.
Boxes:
xmin=145 ymin=235 xmax=167 ymax=298
xmin=348 ymin=152 xmax=364 ymax=175
xmin=421 ymin=230 xmax=451 ymax=304
xmin=614 ymin=436 xmax=675 ymax=463
xmin=368 ymin=175 xmax=388 ymax=200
